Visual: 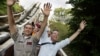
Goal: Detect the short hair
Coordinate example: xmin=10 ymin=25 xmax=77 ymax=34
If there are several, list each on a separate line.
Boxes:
xmin=32 ymin=22 xmax=35 ymax=27
xmin=51 ymin=29 xmax=59 ymax=34
xmin=24 ymin=23 xmax=34 ymax=29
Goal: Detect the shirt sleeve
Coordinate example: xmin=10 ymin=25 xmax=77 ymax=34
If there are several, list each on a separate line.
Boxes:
xmin=55 ymin=38 xmax=71 ymax=49
xmin=10 ymin=26 xmax=20 ymax=41
xmin=38 ymin=26 xmax=48 ymax=44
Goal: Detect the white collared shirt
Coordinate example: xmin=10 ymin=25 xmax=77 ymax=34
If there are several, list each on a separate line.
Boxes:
xmin=38 ymin=38 xmax=70 ymax=56
xmin=39 ymin=26 xmax=52 ymax=44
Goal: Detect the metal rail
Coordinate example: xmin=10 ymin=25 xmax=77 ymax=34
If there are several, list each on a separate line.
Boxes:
xmin=0 ymin=2 xmax=68 ymax=56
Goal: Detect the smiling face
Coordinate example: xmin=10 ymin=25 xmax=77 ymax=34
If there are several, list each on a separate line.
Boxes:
xmin=23 ymin=24 xmax=33 ymax=36
xmin=51 ymin=30 xmax=59 ymax=42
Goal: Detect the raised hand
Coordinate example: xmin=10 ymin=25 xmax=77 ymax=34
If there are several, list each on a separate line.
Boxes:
xmin=68 ymin=20 xmax=86 ymax=41
xmin=79 ymin=20 xmax=87 ymax=31
xmin=41 ymin=3 xmax=52 ymax=17
xmin=7 ymin=0 xmax=15 ymax=6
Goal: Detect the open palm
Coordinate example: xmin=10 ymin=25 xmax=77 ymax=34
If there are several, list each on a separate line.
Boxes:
xmin=7 ymin=0 xmax=15 ymax=6
xmin=41 ymin=3 xmax=52 ymax=17
xmin=79 ymin=20 xmax=86 ymax=31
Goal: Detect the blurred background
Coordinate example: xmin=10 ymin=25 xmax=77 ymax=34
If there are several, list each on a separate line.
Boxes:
xmin=0 ymin=0 xmax=100 ymax=56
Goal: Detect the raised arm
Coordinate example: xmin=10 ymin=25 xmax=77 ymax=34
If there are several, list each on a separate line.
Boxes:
xmin=36 ymin=3 xmax=52 ymax=39
xmin=69 ymin=20 xmax=86 ymax=41
xmin=55 ymin=20 xmax=86 ymax=49
xmin=7 ymin=0 xmax=17 ymax=34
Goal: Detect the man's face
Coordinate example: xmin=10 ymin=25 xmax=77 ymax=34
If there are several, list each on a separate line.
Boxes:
xmin=24 ymin=25 xmax=33 ymax=36
xmin=51 ymin=31 xmax=59 ymax=42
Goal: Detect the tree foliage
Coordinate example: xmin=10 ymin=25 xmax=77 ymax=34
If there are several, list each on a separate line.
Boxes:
xmin=0 ymin=0 xmax=23 ymax=15
xmin=54 ymin=8 xmax=71 ymax=16
xmin=53 ymin=8 xmax=72 ymax=23
xmin=0 ymin=0 xmax=7 ymax=15
xmin=65 ymin=0 xmax=100 ymax=56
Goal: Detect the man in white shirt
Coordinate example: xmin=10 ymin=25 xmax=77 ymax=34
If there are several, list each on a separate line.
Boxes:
xmin=39 ymin=26 xmax=52 ymax=44
xmin=38 ymin=20 xmax=86 ymax=56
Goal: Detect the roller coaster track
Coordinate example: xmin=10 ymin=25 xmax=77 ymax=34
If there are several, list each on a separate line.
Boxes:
xmin=0 ymin=2 xmax=67 ymax=56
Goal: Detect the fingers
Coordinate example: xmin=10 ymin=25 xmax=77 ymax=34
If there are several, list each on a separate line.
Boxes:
xmin=47 ymin=3 xmax=49 ymax=8
xmin=44 ymin=3 xmax=46 ymax=9
xmin=81 ymin=20 xmax=87 ymax=26
xmin=47 ymin=3 xmax=52 ymax=9
xmin=7 ymin=0 xmax=15 ymax=6
xmin=43 ymin=2 xmax=52 ymax=9
xmin=83 ymin=20 xmax=86 ymax=24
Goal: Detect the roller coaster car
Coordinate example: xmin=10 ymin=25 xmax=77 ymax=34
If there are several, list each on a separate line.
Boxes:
xmin=3 ymin=45 xmax=63 ymax=56
xmin=0 ymin=32 xmax=10 ymax=45
xmin=3 ymin=45 xmax=14 ymax=56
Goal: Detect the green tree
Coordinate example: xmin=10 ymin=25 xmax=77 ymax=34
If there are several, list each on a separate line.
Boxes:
xmin=65 ymin=0 xmax=100 ymax=56
xmin=53 ymin=8 xmax=72 ymax=23
xmin=0 ymin=0 xmax=7 ymax=15
xmin=0 ymin=0 xmax=23 ymax=15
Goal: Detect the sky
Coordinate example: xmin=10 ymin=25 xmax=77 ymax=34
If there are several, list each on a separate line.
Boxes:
xmin=37 ymin=0 xmax=72 ymax=9
xmin=19 ymin=0 xmax=73 ymax=18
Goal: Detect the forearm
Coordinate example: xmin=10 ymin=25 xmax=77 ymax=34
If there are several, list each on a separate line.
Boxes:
xmin=37 ymin=16 xmax=48 ymax=39
xmin=7 ymin=6 xmax=16 ymax=34
xmin=40 ymin=16 xmax=48 ymax=32
xmin=69 ymin=29 xmax=82 ymax=42
xmin=36 ymin=2 xmax=51 ymax=39
xmin=41 ymin=16 xmax=48 ymax=31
